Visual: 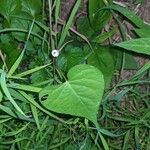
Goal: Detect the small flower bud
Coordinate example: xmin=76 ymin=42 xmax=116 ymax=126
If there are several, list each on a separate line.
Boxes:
xmin=51 ymin=49 xmax=59 ymax=57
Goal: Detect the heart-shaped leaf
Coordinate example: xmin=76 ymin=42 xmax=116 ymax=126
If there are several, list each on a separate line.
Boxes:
xmin=39 ymin=64 xmax=104 ymax=124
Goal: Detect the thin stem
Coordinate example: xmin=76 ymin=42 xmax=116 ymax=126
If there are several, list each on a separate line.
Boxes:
xmin=48 ymin=0 xmax=54 ymax=50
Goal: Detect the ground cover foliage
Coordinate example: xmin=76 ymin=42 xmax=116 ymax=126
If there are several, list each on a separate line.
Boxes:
xmin=0 ymin=0 xmax=149 ymax=149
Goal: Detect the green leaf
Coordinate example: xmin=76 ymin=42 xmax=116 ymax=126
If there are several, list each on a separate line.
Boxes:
xmin=39 ymin=64 xmax=104 ymax=124
xmin=57 ymin=45 xmax=85 ymax=72
xmin=21 ymin=0 xmax=42 ymax=18
xmin=0 ymin=104 xmax=17 ymax=117
xmin=54 ymin=0 xmax=60 ymax=25
xmin=30 ymin=70 xmax=50 ymax=86
xmin=8 ymin=19 xmax=35 ymax=77
xmin=89 ymin=0 xmax=112 ymax=31
xmin=115 ymin=38 xmax=150 ymax=55
xmin=4 ymin=123 xmax=29 ymax=137
xmin=15 ymin=63 xmax=51 ymax=77
xmin=88 ymin=46 xmax=114 ymax=87
xmin=10 ymin=17 xmax=41 ymax=41
xmin=76 ymin=16 xmax=95 ymax=38
xmin=0 ymin=0 xmax=21 ymax=21
xmin=7 ymin=49 xmax=25 ymax=77
xmin=0 ymin=70 xmax=25 ymax=116
xmin=0 ymin=43 xmax=20 ymax=69
xmin=99 ymin=133 xmax=109 ymax=150
xmin=8 ymin=83 xmax=41 ymax=93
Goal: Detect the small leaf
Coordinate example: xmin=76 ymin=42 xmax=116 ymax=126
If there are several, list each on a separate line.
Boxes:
xmin=39 ymin=64 xmax=104 ymax=124
xmin=76 ymin=16 xmax=95 ymax=38
xmin=57 ymin=45 xmax=85 ymax=72
xmin=10 ymin=17 xmax=41 ymax=41
xmin=0 ymin=0 xmax=21 ymax=21
xmin=0 ymin=43 xmax=20 ymax=69
xmin=21 ymin=0 xmax=42 ymax=18
xmin=89 ymin=0 xmax=112 ymax=31
xmin=115 ymin=38 xmax=150 ymax=55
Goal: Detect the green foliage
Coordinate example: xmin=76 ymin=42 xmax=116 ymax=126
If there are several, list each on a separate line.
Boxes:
xmin=0 ymin=0 xmax=149 ymax=149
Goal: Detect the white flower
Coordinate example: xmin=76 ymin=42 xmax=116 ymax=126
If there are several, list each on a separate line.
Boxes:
xmin=51 ymin=49 xmax=59 ymax=57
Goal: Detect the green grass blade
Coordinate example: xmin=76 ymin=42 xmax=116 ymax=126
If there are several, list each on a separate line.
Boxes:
xmin=55 ymin=0 xmax=60 ymax=25
xmin=15 ymin=63 xmax=51 ymax=77
xmin=99 ymin=133 xmax=109 ymax=150
xmin=4 ymin=123 xmax=29 ymax=137
xmin=0 ymin=28 xmax=49 ymax=45
xmin=0 ymin=71 xmax=26 ymax=116
xmin=0 ymin=117 xmax=11 ymax=124
xmin=0 ymin=104 xmax=17 ymax=118
xmin=58 ymin=0 xmax=81 ymax=48
xmin=30 ymin=104 xmax=41 ymax=131
xmin=105 ymin=4 xmax=148 ymax=28
xmin=122 ymin=130 xmax=130 ymax=150
xmin=135 ymin=127 xmax=140 ymax=150
xmin=0 ymin=138 xmax=28 ymax=145
xmin=131 ymin=60 xmax=150 ymax=80
xmin=119 ymin=61 xmax=150 ymax=85
xmin=7 ymin=49 xmax=25 ymax=77
xmin=7 ymin=19 xmax=35 ymax=77
xmin=8 ymin=83 xmax=42 ymax=93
